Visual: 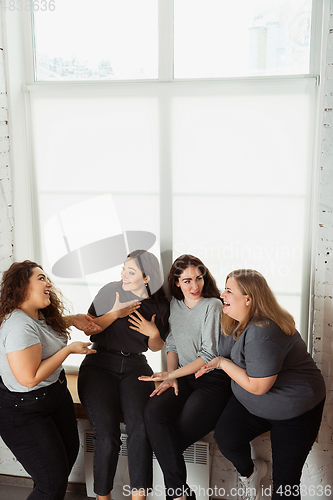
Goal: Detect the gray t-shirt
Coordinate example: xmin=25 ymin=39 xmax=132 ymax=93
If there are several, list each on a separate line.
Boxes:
xmin=226 ymin=319 xmax=326 ymax=420
xmin=0 ymin=309 xmax=67 ymax=392
xmin=166 ymin=297 xmax=223 ymax=366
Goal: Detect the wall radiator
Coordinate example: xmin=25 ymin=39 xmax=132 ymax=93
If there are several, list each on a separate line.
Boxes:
xmin=84 ymin=430 xmax=210 ymax=500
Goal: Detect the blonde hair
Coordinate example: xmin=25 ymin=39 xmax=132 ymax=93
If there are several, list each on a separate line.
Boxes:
xmin=222 ymin=269 xmax=295 ymax=339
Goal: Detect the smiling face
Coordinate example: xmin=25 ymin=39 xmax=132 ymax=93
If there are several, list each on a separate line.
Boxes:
xmin=176 ymin=266 xmax=205 ymax=307
xmin=19 ymin=267 xmax=52 ymax=319
xmin=121 ymin=258 xmax=148 ymax=297
xmin=221 ymin=276 xmax=251 ymax=322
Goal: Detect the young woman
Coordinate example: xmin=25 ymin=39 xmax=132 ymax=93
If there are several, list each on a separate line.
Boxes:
xmin=139 ymin=255 xmax=234 ymax=500
xmin=78 ymin=250 xmax=170 ymax=500
xmin=0 ymin=260 xmax=99 ymax=500
xmin=196 ymin=269 xmax=326 ymax=500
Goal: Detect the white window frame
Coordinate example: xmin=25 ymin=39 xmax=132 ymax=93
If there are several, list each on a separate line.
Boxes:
xmin=2 ymin=0 xmax=330 ymax=350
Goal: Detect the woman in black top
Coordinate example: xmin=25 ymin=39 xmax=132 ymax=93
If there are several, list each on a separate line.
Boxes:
xmin=78 ymin=250 xmax=169 ymax=500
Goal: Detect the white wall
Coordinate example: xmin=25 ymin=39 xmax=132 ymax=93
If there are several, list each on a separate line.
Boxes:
xmin=0 ymin=4 xmax=13 ymax=276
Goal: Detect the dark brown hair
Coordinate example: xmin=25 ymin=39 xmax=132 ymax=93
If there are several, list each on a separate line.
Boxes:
xmin=222 ymin=269 xmax=295 ymax=338
xmin=127 ymin=250 xmax=168 ymax=323
xmin=168 ymin=255 xmax=220 ymax=301
xmin=0 ymin=260 xmax=70 ymax=337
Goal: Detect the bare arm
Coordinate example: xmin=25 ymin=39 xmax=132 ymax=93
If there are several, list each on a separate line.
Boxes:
xmin=196 ymin=357 xmax=277 ymax=395
xmin=7 ymin=342 xmax=96 ymax=389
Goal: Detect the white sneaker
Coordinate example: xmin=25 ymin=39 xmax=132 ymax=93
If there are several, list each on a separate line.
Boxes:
xmin=239 ymin=459 xmax=267 ymax=500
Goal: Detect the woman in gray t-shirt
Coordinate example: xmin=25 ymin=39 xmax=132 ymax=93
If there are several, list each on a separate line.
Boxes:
xmin=196 ymin=269 xmax=325 ymax=500
xmin=140 ymin=255 xmax=233 ymax=500
xmin=0 ymin=260 xmax=98 ymax=500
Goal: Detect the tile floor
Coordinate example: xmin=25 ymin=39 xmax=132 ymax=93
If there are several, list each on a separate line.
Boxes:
xmin=0 ymin=481 xmax=93 ymax=499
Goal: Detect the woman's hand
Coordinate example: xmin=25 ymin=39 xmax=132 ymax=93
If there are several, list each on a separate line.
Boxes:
xmin=128 ymin=310 xmax=159 ymax=338
xmin=67 ymin=341 xmax=96 ymax=355
xmin=112 ymin=292 xmax=141 ymax=319
xmin=195 ymin=356 xmax=224 ymax=378
xmin=149 ymin=379 xmax=179 ymax=397
xmin=71 ymin=314 xmax=102 ymax=333
xmin=139 ymin=371 xmax=170 ymax=382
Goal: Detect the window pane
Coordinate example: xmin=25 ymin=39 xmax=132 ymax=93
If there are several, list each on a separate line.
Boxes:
xmin=30 ymin=91 xmax=161 ymax=370
xmin=33 ymin=0 xmax=158 ymax=81
xmin=174 ymin=0 xmax=312 ymax=78
xmin=171 ymin=80 xmax=315 ymax=330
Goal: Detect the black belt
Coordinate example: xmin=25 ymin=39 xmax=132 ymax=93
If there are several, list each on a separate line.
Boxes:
xmin=93 ymin=343 xmax=142 ymax=357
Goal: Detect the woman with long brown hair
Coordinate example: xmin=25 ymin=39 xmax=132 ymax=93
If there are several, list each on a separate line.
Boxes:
xmin=139 ymin=255 xmax=234 ymax=500
xmin=196 ymin=269 xmax=326 ymax=500
xmin=78 ymin=250 xmax=170 ymax=500
xmin=0 ymin=260 xmax=99 ymax=500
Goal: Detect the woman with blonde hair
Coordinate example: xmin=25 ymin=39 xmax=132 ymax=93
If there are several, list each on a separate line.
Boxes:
xmin=196 ymin=269 xmax=326 ymax=500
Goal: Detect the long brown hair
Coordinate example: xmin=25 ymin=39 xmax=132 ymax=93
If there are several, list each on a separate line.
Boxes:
xmin=0 ymin=261 xmax=70 ymax=337
xmin=127 ymin=250 xmax=168 ymax=323
xmin=222 ymin=269 xmax=295 ymax=339
xmin=168 ymin=255 xmax=220 ymax=300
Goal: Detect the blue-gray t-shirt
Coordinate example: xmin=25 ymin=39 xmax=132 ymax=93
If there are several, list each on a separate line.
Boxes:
xmin=0 ymin=309 xmax=67 ymax=392
xmin=219 ymin=319 xmax=326 ymax=420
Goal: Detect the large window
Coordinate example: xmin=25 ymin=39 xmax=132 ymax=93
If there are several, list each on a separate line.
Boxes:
xmin=4 ymin=0 xmax=324 ymax=371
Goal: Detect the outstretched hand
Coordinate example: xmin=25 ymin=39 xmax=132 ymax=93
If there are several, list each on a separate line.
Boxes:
xmin=71 ymin=314 xmax=102 ymax=333
xmin=68 ymin=341 xmax=97 ymax=355
xmin=138 ymin=371 xmax=170 ymax=382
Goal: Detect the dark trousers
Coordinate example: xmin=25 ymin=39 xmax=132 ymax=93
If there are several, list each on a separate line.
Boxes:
xmin=0 ymin=371 xmax=79 ymax=500
xmin=214 ymin=395 xmax=325 ymax=500
xmin=78 ymin=349 xmax=155 ymax=496
xmin=144 ymin=370 xmax=231 ymax=499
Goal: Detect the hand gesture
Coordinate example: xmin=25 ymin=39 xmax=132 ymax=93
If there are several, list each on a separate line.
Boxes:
xmin=112 ymin=292 xmax=141 ymax=319
xmin=72 ymin=314 xmax=101 ymax=333
xmin=68 ymin=342 xmax=96 ymax=355
xmin=195 ymin=357 xmax=223 ymax=378
xmin=149 ymin=379 xmax=179 ymax=397
xmin=128 ymin=310 xmax=159 ymax=338
xmin=139 ymin=371 xmax=170 ymax=382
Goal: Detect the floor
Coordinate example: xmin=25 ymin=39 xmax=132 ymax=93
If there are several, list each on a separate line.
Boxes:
xmin=0 ymin=481 xmax=94 ymax=499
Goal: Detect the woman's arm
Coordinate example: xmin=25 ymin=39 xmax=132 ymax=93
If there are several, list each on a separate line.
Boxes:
xmin=139 ymin=356 xmax=206 ymax=383
xmin=196 ymin=357 xmax=277 ymax=395
xmin=85 ymin=292 xmax=141 ymax=335
xmin=7 ymin=342 xmax=96 ymax=389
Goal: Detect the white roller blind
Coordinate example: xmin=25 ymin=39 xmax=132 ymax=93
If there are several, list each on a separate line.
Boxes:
xmin=29 ymin=78 xmax=316 ymax=370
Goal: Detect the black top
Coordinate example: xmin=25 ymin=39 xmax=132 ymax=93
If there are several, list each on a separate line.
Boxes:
xmin=88 ymin=281 xmax=170 ymax=353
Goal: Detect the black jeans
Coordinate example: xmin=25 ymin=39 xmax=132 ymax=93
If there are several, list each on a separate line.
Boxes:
xmin=0 ymin=371 xmax=79 ymax=500
xmin=78 ymin=348 xmax=155 ymax=496
xmin=214 ymin=395 xmax=325 ymax=500
xmin=144 ymin=370 xmax=231 ymax=499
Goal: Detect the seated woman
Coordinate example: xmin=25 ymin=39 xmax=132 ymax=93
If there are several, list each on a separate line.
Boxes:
xmin=139 ymin=255 xmax=234 ymax=500
xmin=78 ymin=249 xmax=169 ymax=500
xmin=196 ymin=269 xmax=326 ymax=500
xmin=0 ymin=260 xmax=98 ymax=500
